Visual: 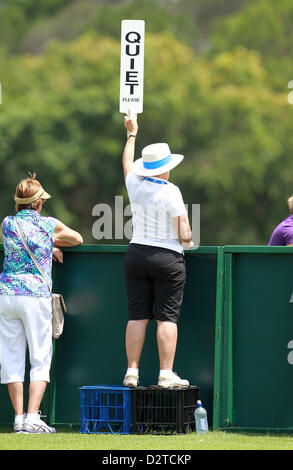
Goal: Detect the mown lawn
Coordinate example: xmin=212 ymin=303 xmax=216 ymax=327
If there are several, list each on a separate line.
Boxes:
xmin=1 ymin=428 xmax=293 ymax=450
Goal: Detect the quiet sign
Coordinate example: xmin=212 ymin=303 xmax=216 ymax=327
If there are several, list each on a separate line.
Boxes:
xmin=119 ymin=20 xmax=145 ymax=114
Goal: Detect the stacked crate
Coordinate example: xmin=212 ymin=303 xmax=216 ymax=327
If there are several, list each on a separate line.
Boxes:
xmin=79 ymin=385 xmax=199 ymax=434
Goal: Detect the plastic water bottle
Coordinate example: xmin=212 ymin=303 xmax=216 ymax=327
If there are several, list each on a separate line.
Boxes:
xmin=194 ymin=400 xmax=209 ymax=434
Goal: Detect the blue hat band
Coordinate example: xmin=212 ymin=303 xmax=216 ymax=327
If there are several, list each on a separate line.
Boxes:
xmin=143 ymin=154 xmax=172 ymax=170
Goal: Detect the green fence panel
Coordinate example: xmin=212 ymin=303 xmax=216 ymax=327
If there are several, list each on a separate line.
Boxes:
xmin=51 ymin=246 xmax=217 ymax=426
xmin=3 ymin=243 xmax=293 ymax=432
xmin=214 ymin=246 xmax=293 ymax=432
xmin=0 ymin=245 xmax=217 ymax=429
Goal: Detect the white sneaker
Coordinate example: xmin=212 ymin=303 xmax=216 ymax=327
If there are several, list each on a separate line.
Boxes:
xmin=123 ymin=374 xmax=139 ymax=387
xmin=158 ymin=372 xmax=189 ymax=388
xmin=23 ymin=413 xmax=56 ymax=434
xmin=14 ymin=414 xmax=26 ymax=433
xmin=14 ymin=423 xmax=24 ymax=433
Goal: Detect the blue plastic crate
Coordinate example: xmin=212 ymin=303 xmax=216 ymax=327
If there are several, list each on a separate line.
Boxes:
xmin=79 ymin=385 xmax=132 ymax=434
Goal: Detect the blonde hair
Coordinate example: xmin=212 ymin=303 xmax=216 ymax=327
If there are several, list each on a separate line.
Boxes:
xmin=15 ymin=172 xmax=42 ymax=213
xmin=288 ymin=196 xmax=293 ymax=214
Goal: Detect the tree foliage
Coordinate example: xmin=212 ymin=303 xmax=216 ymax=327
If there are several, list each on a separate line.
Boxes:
xmin=0 ymin=0 xmax=75 ymax=51
xmin=0 ymin=0 xmax=292 ymax=245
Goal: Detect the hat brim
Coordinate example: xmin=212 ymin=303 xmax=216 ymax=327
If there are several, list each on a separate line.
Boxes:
xmin=132 ymin=154 xmax=184 ymax=177
xmin=41 ymin=190 xmax=51 ymax=200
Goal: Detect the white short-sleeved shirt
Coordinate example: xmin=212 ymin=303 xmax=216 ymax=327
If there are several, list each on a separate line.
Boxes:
xmin=125 ymin=172 xmax=187 ymax=253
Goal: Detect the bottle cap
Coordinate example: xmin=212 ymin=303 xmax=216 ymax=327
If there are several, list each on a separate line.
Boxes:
xmin=197 ymin=400 xmax=202 ymax=406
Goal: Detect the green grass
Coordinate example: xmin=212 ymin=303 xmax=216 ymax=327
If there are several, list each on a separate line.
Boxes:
xmin=1 ymin=428 xmax=293 ymax=450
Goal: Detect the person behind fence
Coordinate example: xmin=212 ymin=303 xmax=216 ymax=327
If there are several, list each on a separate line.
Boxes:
xmin=122 ymin=110 xmax=194 ymax=389
xmin=0 ymin=173 xmax=83 ymax=433
xmin=268 ymin=196 xmax=293 ymax=246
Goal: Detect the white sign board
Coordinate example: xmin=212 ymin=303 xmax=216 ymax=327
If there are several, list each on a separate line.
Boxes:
xmin=120 ymin=20 xmax=145 ymax=114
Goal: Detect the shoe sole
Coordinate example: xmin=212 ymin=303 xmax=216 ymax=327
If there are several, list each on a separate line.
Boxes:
xmin=22 ymin=429 xmax=56 ymax=434
xmin=158 ymin=384 xmax=190 ymax=389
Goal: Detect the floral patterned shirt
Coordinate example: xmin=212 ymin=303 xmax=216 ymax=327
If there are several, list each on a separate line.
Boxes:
xmin=0 ymin=210 xmax=58 ymax=297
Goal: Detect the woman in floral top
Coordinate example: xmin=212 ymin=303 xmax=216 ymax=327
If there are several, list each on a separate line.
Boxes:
xmin=0 ymin=173 xmax=83 ymax=433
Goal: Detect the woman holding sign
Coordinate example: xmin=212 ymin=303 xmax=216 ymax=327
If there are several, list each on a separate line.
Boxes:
xmin=122 ymin=110 xmax=193 ymax=388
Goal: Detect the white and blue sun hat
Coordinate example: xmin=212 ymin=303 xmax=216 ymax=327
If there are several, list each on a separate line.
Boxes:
xmin=132 ymin=143 xmax=184 ymax=177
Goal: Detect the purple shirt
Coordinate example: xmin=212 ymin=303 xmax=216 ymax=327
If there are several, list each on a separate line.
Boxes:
xmin=268 ymin=214 xmax=293 ymax=246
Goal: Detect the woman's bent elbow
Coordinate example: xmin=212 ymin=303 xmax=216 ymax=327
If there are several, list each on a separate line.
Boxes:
xmin=75 ymin=233 xmax=83 ymax=245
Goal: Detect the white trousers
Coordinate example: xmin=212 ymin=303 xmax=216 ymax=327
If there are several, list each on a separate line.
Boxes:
xmin=0 ymin=295 xmax=52 ymax=384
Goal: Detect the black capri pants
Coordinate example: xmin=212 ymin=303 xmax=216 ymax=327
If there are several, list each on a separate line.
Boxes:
xmin=124 ymin=243 xmax=186 ymax=323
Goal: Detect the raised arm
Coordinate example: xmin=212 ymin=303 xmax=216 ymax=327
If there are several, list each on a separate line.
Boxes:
xmin=53 ymin=220 xmax=83 ymax=247
xmin=122 ymin=110 xmax=138 ymax=179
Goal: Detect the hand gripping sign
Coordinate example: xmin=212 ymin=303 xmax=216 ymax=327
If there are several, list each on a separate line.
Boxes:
xmin=120 ymin=20 xmax=145 ymax=115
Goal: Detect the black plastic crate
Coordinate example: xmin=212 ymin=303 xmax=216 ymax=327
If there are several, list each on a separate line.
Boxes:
xmin=131 ymin=386 xmax=199 ymax=434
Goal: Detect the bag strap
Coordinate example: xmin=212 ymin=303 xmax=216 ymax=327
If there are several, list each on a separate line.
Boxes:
xmin=14 ymin=217 xmax=52 ymax=294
